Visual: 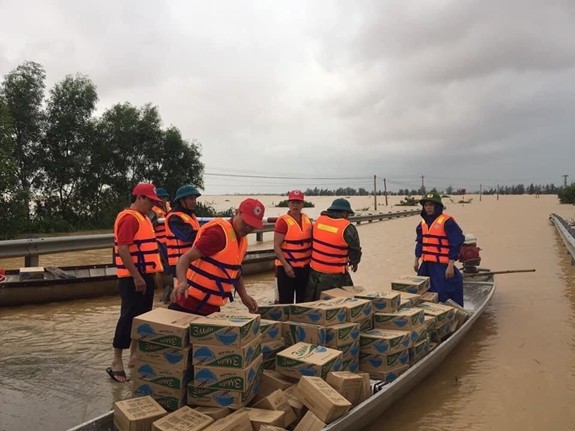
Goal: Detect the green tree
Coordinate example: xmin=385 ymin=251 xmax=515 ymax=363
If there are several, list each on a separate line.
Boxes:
xmin=558 ymin=184 xmax=575 ymax=204
xmin=0 ymin=96 xmax=19 ymax=238
xmin=0 ymin=61 xmax=46 ymax=218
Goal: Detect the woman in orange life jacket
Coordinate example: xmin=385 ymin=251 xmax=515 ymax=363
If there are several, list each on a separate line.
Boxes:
xmin=273 ymin=190 xmax=312 ymax=304
xmin=108 ymin=183 xmax=163 ymax=382
xmin=164 ymin=185 xmax=201 ymax=301
xmin=413 ymin=192 xmax=465 ymax=306
xmin=170 ymin=198 xmax=263 ymax=316
xmin=305 ymin=198 xmax=362 ymax=302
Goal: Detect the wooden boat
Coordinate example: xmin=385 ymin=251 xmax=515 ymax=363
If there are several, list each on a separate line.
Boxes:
xmin=67 ymin=275 xmax=495 ymax=431
xmin=0 ymin=249 xmax=276 ymax=307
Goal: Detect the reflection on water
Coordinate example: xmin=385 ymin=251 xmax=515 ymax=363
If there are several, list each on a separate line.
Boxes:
xmin=1 ymin=195 xmax=575 ymax=430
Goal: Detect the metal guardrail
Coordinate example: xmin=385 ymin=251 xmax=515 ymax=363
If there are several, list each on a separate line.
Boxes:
xmin=549 ymin=213 xmax=575 ymax=265
xmin=0 ymin=209 xmax=420 ymax=267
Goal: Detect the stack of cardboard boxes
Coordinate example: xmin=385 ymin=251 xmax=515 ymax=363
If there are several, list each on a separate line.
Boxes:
xmin=186 ymin=312 xmax=263 ymax=410
xmin=130 ymin=308 xmax=200 ymax=410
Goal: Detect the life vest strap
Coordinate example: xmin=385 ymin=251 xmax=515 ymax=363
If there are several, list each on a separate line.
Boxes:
xmin=313 ymin=237 xmax=349 ymax=251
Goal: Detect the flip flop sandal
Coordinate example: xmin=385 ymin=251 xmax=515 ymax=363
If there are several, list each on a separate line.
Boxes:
xmin=106 ymin=367 xmax=129 ymax=382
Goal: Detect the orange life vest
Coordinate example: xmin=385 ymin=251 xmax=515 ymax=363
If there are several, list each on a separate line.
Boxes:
xmin=274 ymin=213 xmax=312 ymax=268
xmin=113 ymin=209 xmax=163 ymax=278
xmin=151 ymin=205 xmax=167 ymax=246
xmin=181 ymin=218 xmax=247 ymax=308
xmin=165 ymin=211 xmax=200 ymax=266
xmin=310 ymin=215 xmax=350 ymax=274
xmin=420 ymin=213 xmax=453 ymax=264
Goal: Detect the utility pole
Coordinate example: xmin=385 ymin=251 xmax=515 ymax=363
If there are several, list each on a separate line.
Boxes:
xmin=421 ymin=175 xmax=425 ymax=195
xmin=563 ymin=175 xmax=568 ymax=187
xmin=383 ymin=178 xmax=388 ymax=206
xmin=373 ymin=175 xmax=377 ymax=211
xmin=479 ymin=184 xmax=482 ymax=202
xmin=497 ymin=184 xmax=500 ymax=201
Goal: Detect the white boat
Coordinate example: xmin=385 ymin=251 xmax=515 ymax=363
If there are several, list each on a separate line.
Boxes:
xmin=68 ymin=275 xmax=495 ymax=431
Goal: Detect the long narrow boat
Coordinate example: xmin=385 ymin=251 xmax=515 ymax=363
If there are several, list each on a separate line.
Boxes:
xmin=68 ymin=275 xmax=495 ymax=431
xmin=0 ymin=249 xmax=276 ymax=307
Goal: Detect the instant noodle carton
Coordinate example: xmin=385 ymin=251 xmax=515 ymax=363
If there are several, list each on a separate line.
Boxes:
xmin=364 ymin=364 xmax=410 ymax=383
xmin=193 ymin=406 xmax=232 ymax=420
xmin=252 ymin=389 xmax=298 ymax=428
xmin=282 ymin=321 xmax=327 ymax=346
xmin=132 ymin=379 xmax=187 ymax=411
xmin=276 ymin=342 xmax=343 ymax=380
xmin=293 ymin=411 xmax=325 ymax=431
xmin=408 ymin=337 xmax=431 ymax=365
xmin=132 ymin=308 xmax=201 ymax=348
xmin=391 ymin=275 xmax=430 ymax=295
xmin=398 ymin=292 xmax=423 ymax=308
xmin=326 ymin=371 xmax=364 ymax=406
xmin=132 ymin=359 xmax=193 ymax=390
xmin=420 ymin=291 xmax=439 ymax=303
xmin=189 ymin=313 xmax=260 ymax=347
xmin=258 ymin=304 xmax=290 ymax=322
xmin=354 ymin=291 xmax=401 ymax=313
xmin=295 ymin=376 xmax=351 ymax=423
xmin=260 ymin=319 xmax=283 ymax=343
xmin=202 ymin=410 xmax=252 ymax=431
xmin=151 ymin=406 xmax=214 ymax=431
xmin=114 ymin=396 xmax=167 ymax=431
xmin=193 ymin=354 xmax=263 ymax=391
xmin=289 ymin=301 xmax=347 ymax=326
xmin=359 ymin=329 xmax=411 ymax=355
xmin=416 ymin=302 xmax=456 ymax=325
xmin=321 ymin=297 xmax=373 ymax=323
xmin=240 ymin=407 xmax=285 ymax=430
xmin=325 ymin=322 xmax=360 ymax=348
xmin=373 ymin=308 xmax=425 ymax=331
xmin=135 ymin=342 xmax=192 ymax=371
xmin=192 ymin=334 xmax=262 ymax=369
xmin=359 ymin=349 xmax=410 ymax=372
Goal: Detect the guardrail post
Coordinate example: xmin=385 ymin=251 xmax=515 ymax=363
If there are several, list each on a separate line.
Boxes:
xmin=25 ymin=254 xmax=39 ymax=267
xmin=256 ymin=232 xmax=264 ymax=242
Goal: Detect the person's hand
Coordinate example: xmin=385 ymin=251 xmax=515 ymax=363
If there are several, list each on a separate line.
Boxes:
xmin=134 ymin=274 xmax=146 ymax=293
xmin=172 ymin=280 xmax=189 ymax=302
xmin=350 ymin=263 xmax=358 ymax=272
xmin=241 ymin=294 xmax=258 ymax=314
xmin=445 ymin=262 xmax=455 ymax=279
xmin=284 ymin=264 xmax=295 ymax=278
xmin=413 ymin=258 xmax=420 ymax=272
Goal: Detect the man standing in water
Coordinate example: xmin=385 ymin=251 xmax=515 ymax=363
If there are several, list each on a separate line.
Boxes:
xmin=273 ymin=190 xmax=312 ymax=303
xmin=305 ymin=198 xmax=362 ymax=301
xmin=414 ymin=192 xmax=465 ymax=305
xmin=171 ymin=198 xmax=263 ymax=316
xmin=108 ymin=183 xmax=163 ymax=382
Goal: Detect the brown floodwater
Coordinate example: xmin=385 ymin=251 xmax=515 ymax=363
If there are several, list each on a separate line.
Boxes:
xmin=1 ymin=195 xmax=574 ymax=430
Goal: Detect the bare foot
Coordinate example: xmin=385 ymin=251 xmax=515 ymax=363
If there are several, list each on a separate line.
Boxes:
xmin=127 ymin=355 xmax=137 ymax=368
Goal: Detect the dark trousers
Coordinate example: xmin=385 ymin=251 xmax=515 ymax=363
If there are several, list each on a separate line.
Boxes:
xmin=168 ymin=301 xmax=219 ymax=316
xmin=276 ymin=265 xmax=310 ymax=304
xmin=112 ymin=274 xmax=155 ymax=349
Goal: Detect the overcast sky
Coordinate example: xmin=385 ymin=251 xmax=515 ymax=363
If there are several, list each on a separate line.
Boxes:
xmin=1 ymin=0 xmax=574 ymax=194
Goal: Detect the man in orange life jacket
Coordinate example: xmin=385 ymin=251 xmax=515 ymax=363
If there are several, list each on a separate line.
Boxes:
xmin=274 ymin=190 xmax=312 ymax=304
xmin=149 ymin=187 xmax=171 ymax=301
xmin=108 ymin=183 xmax=163 ymax=382
xmin=305 ymin=198 xmax=362 ymax=301
xmin=164 ymin=184 xmax=202 ymax=301
xmin=413 ymin=192 xmax=465 ymax=305
xmin=171 ymin=198 xmax=263 ymax=316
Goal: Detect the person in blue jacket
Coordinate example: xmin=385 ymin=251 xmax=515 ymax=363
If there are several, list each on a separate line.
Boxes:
xmin=413 ymin=192 xmax=465 ymax=305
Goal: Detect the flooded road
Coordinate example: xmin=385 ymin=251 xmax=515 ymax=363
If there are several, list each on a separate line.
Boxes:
xmin=1 ymin=195 xmax=575 ymax=430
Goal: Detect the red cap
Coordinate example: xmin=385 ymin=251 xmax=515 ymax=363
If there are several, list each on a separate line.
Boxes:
xmin=288 ymin=190 xmax=304 ymax=201
xmin=239 ymin=198 xmax=265 ymax=229
xmin=132 ymin=183 xmax=161 ymax=202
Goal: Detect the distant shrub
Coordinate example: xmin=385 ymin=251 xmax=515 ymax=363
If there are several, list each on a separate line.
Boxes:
xmin=276 ymin=200 xmax=315 ymax=208
xmin=396 ymin=197 xmax=419 ymax=206
xmin=558 ymin=184 xmax=575 ymax=204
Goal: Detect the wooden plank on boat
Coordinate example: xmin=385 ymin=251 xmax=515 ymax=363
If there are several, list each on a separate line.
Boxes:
xmin=45 ymin=266 xmax=76 ymax=279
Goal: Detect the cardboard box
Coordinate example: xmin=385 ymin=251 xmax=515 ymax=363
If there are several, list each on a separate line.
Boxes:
xmin=133 ymin=359 xmax=193 ymax=389
xmin=259 ymin=370 xmax=296 ymax=397
xmin=354 ymin=291 xmax=401 ymax=313
xmin=283 ymin=385 xmax=306 ymax=419
xmin=295 ymin=376 xmax=351 ymax=424
xmin=358 ymin=317 xmax=373 ymax=332
xmin=151 ymin=406 xmax=214 ymax=431
xmin=193 ymin=406 xmax=232 ymax=421
xmin=408 ymin=337 xmax=431 ymax=365
xmin=240 ymin=407 xmax=285 ymax=431
xmin=114 ymin=396 xmax=167 ymax=431
xmin=420 ymin=291 xmax=439 ymax=303
xmin=319 ymin=288 xmax=354 ymax=300
xmin=282 ymin=322 xmax=327 ymax=346
xmin=359 ymin=329 xmax=411 ymax=355
xmin=337 ymin=341 xmax=360 ymax=363
xmin=132 ymin=308 xmax=200 ymax=348
xmin=189 ymin=314 xmax=260 ymax=347
xmin=325 ymin=322 xmax=360 ymax=347
xmin=364 ymin=364 xmax=410 ymax=383
xmin=132 ymin=379 xmax=187 ymax=411
xmin=398 ymin=292 xmax=422 ymax=307
xmin=341 ymin=358 xmax=359 ymax=373
xmin=258 ymin=304 xmax=290 ymax=321
xmin=193 ymin=354 xmax=263 ymax=391
xmin=293 ymin=411 xmax=326 ymax=431
xmin=289 ymin=302 xmax=347 ymax=326
xmin=202 ymin=410 xmax=253 ymax=431
xmin=18 ymin=266 xmax=44 ymax=280
xmin=252 ymin=390 xmax=297 ymax=428
xmin=326 ymin=371 xmax=363 ymax=406
xmin=192 ymin=335 xmax=262 ymax=369
xmin=409 ymin=324 xmax=429 ymax=346
xmin=373 ymin=308 xmax=425 ymax=331
xmin=321 ymin=297 xmax=373 ymax=323
xmin=391 ymin=275 xmax=430 ymax=295
xmin=262 ymin=340 xmax=286 ymax=361
xmin=276 ymin=343 xmax=342 ymax=380
xmin=416 ymin=302 xmax=456 ymax=325
xmin=259 ymin=426 xmax=287 ymax=431
xmin=187 ymin=367 xmax=261 ymax=409
xmin=357 ymin=372 xmax=371 ymax=403
xmin=260 ymin=320 xmax=283 ymax=342
xmin=136 ymin=342 xmax=192 ymax=371
xmin=359 ymin=349 xmax=410 ymax=372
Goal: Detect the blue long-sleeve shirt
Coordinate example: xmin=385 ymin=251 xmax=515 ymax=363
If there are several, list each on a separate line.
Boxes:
xmin=415 ymin=207 xmax=464 ymax=261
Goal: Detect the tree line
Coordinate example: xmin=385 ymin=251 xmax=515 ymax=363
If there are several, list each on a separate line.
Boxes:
xmin=0 ymin=61 xmax=204 ymax=239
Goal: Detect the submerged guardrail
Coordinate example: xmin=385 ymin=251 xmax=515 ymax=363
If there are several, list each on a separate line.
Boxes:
xmin=549 ymin=213 xmax=575 ymax=265
xmin=0 ymin=209 xmax=420 ymax=267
